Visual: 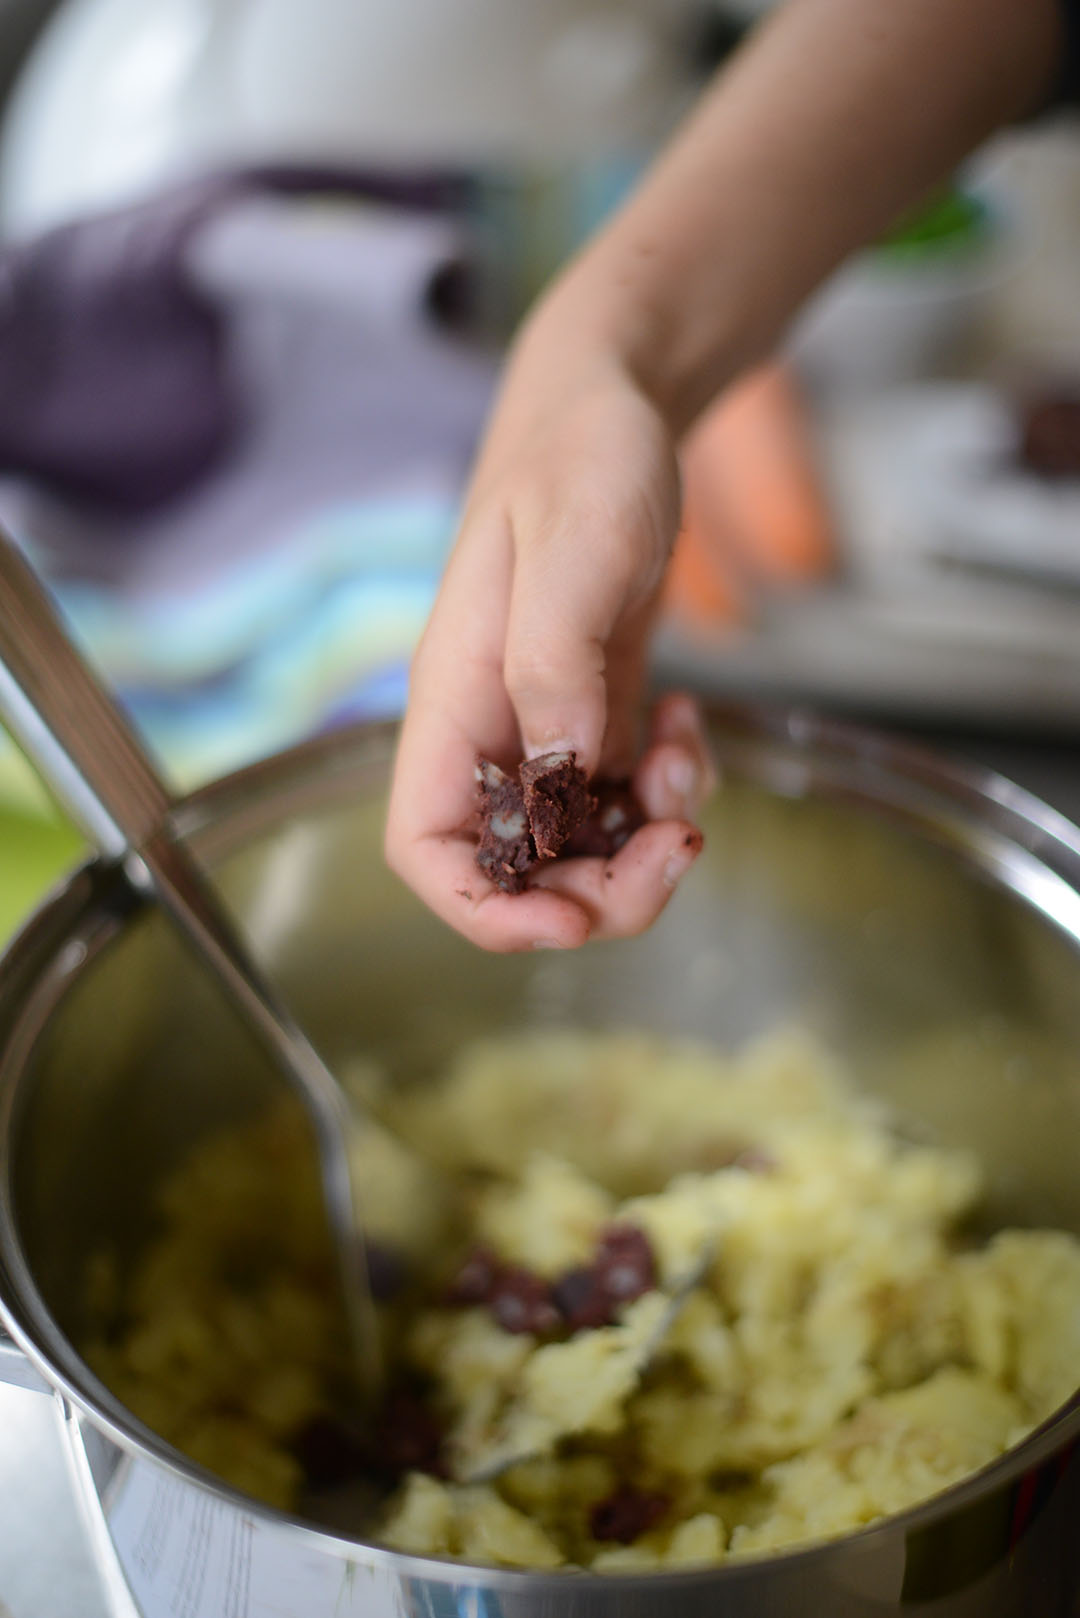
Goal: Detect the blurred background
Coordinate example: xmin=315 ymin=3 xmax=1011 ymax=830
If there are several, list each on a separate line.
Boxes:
xmin=0 ymin=0 xmax=1076 ymax=936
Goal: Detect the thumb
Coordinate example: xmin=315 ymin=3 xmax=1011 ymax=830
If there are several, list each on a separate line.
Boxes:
xmin=503 ymin=509 xmax=645 ymax=775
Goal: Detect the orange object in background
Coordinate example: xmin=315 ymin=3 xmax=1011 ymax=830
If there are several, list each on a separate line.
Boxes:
xmin=665 ymin=504 xmax=744 ymax=628
xmin=664 ymin=361 xmax=835 ymax=629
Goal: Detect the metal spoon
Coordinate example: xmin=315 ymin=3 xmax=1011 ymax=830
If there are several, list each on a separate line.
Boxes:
xmin=0 ymin=526 xmax=381 ymax=1398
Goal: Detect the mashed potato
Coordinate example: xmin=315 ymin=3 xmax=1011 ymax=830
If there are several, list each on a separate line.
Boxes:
xmin=83 ymin=1029 xmax=1080 ymax=1570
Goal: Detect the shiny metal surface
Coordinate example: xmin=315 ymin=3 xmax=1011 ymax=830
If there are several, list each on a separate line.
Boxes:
xmin=0 ymin=528 xmax=380 ymax=1394
xmin=4 ymin=706 xmax=1080 ymax=1615
xmin=0 ymin=1325 xmax=46 ymax=1392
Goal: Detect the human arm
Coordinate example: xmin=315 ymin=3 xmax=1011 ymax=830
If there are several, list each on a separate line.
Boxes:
xmin=386 ymin=0 xmax=1062 ymax=951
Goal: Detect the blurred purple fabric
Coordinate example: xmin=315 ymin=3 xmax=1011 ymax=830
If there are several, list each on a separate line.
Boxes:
xmin=0 ymin=166 xmax=470 ymax=516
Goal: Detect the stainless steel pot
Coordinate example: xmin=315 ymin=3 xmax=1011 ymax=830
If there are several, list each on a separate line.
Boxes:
xmin=4 ymin=704 xmax=1080 ymax=1618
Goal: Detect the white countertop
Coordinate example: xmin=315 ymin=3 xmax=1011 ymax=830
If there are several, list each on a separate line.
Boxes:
xmin=0 ymin=1385 xmax=109 ymax=1618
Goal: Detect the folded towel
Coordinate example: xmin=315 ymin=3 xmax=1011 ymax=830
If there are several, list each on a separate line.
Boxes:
xmin=0 ymin=171 xmax=498 ymax=802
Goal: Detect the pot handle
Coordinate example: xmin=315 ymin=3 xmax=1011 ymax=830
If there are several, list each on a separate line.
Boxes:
xmin=0 ymin=1326 xmax=50 ymax=1394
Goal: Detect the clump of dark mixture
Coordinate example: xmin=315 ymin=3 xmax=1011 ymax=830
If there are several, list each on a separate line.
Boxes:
xmin=443 ymin=1224 xmax=658 ymax=1338
xmin=474 ymin=759 xmax=535 ymax=894
xmin=589 ymin=1486 xmax=671 ymax=1545
xmin=293 ymin=1384 xmax=447 ymax=1492
xmin=295 ymin=1225 xmax=661 ymax=1510
xmin=520 ymin=752 xmax=595 ymax=859
xmin=475 ymin=752 xmax=646 ymax=892
xmin=562 ymin=778 xmax=645 ymax=859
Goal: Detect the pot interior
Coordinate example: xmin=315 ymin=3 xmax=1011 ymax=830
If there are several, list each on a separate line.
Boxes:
xmin=7 ymin=715 xmax=1080 ymax=1382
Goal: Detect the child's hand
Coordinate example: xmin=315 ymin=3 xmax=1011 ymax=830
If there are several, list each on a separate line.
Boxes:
xmin=385 ymin=341 xmax=712 ymax=951
xmin=385 ymin=0 xmax=1056 ymax=951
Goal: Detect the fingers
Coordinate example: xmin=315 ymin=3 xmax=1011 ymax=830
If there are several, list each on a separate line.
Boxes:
xmin=502 ymin=509 xmax=629 ymax=776
xmin=635 ymin=692 xmax=718 ymax=822
xmin=530 ymin=820 xmax=704 ymax=942
xmin=501 ymin=394 xmax=680 ymax=774
xmin=527 ymin=692 xmax=713 ymax=945
xmin=393 ymin=830 xmax=591 ymax=952
xmin=386 ymin=679 xmax=717 ymax=953
xmin=387 ymin=683 xmax=595 ymax=953
xmin=392 ymin=817 xmax=703 ymax=952
xmin=385 ymin=508 xmax=543 ymax=953
xmin=596 ymin=592 xmax=659 ymax=777
xmin=386 ymin=500 xmax=599 ymax=952
xmin=385 ymin=368 xmax=691 ymax=954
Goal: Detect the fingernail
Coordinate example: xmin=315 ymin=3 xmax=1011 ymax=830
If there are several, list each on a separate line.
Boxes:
xmin=665 ymin=755 xmax=699 ymax=803
xmin=532 ymin=936 xmax=568 ymax=950
xmin=663 ymin=831 xmax=704 ymax=889
xmin=524 ymin=732 xmax=577 ymax=762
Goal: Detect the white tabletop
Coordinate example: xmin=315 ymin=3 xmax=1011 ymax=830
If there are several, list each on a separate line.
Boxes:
xmin=0 ymin=1385 xmax=109 ymax=1618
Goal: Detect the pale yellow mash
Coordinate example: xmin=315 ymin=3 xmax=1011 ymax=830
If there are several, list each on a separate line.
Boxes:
xmin=84 ymin=1029 xmax=1080 ymax=1571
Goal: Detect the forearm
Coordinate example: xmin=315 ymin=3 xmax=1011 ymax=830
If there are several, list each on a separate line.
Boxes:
xmin=523 ymin=0 xmax=1061 ymax=437
xmin=389 ymin=0 xmax=1063 ymax=949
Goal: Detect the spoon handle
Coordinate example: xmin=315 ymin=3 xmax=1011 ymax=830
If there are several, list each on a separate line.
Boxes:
xmin=0 ymin=533 xmax=328 ymax=1087
xmin=0 ymin=536 xmax=347 ymax=1108
xmin=0 ymin=528 xmax=380 ymax=1394
xmin=0 ymin=533 xmax=171 ymax=860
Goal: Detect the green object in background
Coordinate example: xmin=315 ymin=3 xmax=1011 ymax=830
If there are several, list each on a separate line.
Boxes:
xmin=0 ymin=806 xmax=83 ymax=946
xmin=875 ymin=184 xmax=990 ymax=262
xmin=0 ymin=742 xmax=84 ymax=946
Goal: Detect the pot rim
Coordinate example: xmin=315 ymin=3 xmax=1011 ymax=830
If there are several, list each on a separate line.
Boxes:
xmin=2 ymin=698 xmax=1080 ymax=1592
